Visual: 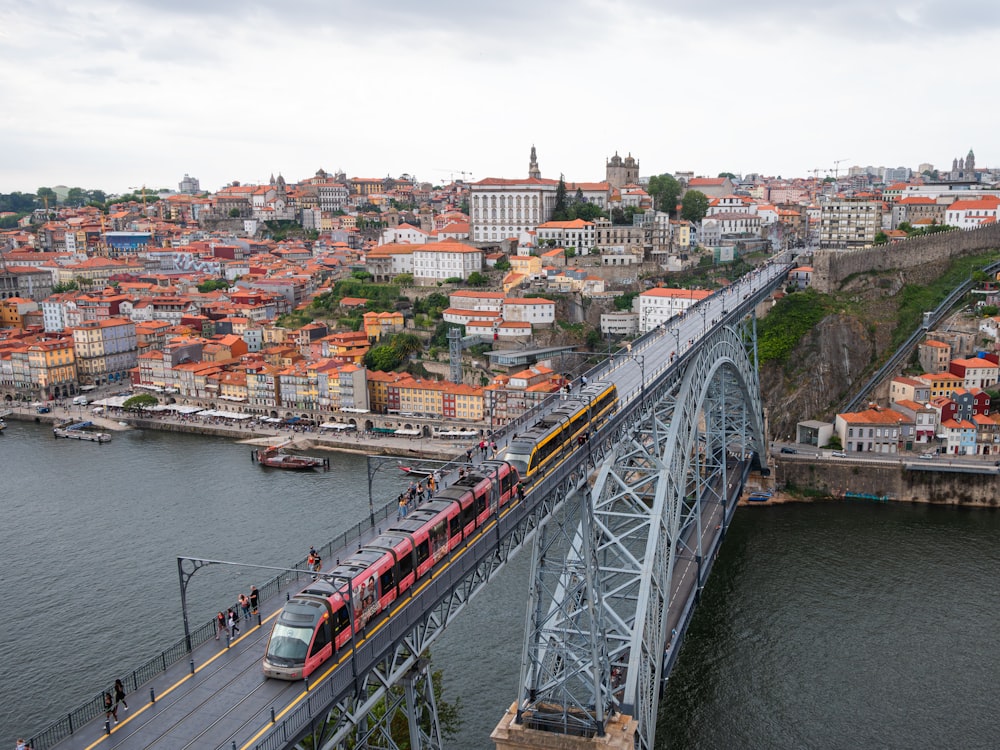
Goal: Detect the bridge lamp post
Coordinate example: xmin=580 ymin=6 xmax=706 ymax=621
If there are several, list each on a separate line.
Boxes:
xmin=176 ymin=556 xmax=317 ymax=653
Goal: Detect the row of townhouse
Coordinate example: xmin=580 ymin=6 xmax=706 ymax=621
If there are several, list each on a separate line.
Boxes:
xmin=834 ymin=353 xmax=1000 ymax=455
xmin=0 ymin=317 xmax=140 ymax=398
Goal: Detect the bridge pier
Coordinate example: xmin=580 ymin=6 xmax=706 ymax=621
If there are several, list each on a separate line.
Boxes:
xmin=492 ymin=703 xmax=637 ymax=750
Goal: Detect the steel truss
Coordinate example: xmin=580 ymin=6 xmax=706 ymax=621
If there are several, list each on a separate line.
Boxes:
xmin=515 ymin=319 xmax=767 ymax=749
xmin=250 ymin=418 xmax=623 ymax=750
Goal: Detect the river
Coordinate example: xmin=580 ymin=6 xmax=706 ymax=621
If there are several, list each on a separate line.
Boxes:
xmin=3 ymin=420 xmax=998 ymax=749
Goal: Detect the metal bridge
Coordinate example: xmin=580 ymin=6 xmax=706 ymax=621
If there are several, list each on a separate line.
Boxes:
xmin=44 ymin=261 xmax=790 ymax=750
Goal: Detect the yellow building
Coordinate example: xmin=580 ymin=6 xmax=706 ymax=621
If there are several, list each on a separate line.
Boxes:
xmin=1 ymin=297 xmax=39 ymax=329
xmin=27 ymin=338 xmax=77 ymax=399
xmin=510 ymin=254 xmax=542 ymax=279
xmin=363 ymin=311 xmax=405 ymax=341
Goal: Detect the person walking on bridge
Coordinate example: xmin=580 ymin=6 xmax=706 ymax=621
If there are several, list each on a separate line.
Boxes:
xmin=249 ymin=585 xmax=260 ymax=616
xmin=103 ymin=691 xmax=117 ymax=725
xmin=113 ymin=678 xmax=128 ymax=712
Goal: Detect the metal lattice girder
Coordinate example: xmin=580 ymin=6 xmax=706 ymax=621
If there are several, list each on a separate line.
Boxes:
xmin=515 ymin=319 xmax=767 ymax=750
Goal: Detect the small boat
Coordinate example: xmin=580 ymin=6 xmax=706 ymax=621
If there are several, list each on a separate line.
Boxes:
xmin=397 ymin=461 xmax=434 ymax=478
xmin=53 ymin=421 xmax=111 ymax=442
xmin=254 ymin=444 xmax=328 ymax=471
xmin=0 ymin=419 xmax=6 ymax=433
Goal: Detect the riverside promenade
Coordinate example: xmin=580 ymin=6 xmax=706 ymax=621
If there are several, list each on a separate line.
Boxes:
xmin=4 ymin=401 xmax=472 ymax=460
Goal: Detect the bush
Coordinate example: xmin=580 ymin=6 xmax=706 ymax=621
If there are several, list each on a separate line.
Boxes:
xmin=758 ymin=289 xmax=830 ymax=364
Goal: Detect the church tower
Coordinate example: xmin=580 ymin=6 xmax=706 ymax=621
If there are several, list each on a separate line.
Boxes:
xmin=966 ymin=148 xmax=976 ymax=173
xmin=606 ymin=151 xmax=639 ymax=189
xmin=528 ymin=145 xmax=541 ymax=179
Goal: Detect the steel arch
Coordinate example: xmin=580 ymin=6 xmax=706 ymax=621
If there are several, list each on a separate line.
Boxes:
xmin=515 ymin=320 xmax=767 ymax=749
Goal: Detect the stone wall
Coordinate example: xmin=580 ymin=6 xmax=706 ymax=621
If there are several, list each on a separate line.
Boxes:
xmin=775 ymin=457 xmax=1000 ymax=507
xmin=811 ymin=224 xmax=1000 ymax=293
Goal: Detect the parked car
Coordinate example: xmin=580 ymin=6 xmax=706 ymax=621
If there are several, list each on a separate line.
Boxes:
xmin=35 ymin=406 xmax=50 ymax=414
xmin=919 ymin=453 xmax=935 ymax=460
xmin=831 ymin=451 xmax=847 ymax=458
xmin=780 ymin=447 xmax=797 ymax=454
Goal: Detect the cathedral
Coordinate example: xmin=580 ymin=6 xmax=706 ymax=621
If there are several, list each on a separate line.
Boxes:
xmin=606 ymin=152 xmax=639 ymax=189
xmin=948 ymin=148 xmax=977 ymax=181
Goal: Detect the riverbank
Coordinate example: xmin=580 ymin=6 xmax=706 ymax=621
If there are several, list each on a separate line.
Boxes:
xmin=3 ymin=404 xmax=465 ymax=461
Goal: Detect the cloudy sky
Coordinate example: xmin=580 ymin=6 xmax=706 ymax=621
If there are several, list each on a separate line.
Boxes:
xmin=2 ymin=1 xmax=996 ymax=195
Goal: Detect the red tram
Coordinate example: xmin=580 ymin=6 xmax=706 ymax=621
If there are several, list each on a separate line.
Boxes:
xmin=263 ymin=461 xmax=520 ymax=680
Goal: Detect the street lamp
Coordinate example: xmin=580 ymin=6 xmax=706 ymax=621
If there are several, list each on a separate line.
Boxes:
xmin=177 ymin=556 xmax=317 ymax=653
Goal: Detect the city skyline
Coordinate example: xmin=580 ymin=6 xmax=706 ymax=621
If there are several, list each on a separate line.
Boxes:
xmin=2 ymin=0 xmax=997 ymax=194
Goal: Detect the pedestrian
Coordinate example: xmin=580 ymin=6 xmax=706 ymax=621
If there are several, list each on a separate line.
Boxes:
xmin=581 ymin=376 xmax=588 ymax=387
xmin=490 ymin=440 xmax=497 ymax=455
xmin=104 ymin=691 xmax=118 ymax=725
xmin=427 ymin=473 xmax=436 ymax=493
xmin=215 ymin=611 xmax=226 ymax=640
xmin=228 ymin=608 xmax=239 ymax=637
xmin=113 ymin=678 xmax=128 ymax=712
xmin=239 ymin=593 xmax=251 ymax=621
xmin=249 ymin=585 xmax=259 ymax=615
xmin=465 ymin=448 xmax=473 ymax=462
xmin=312 ymin=552 xmax=322 ymax=573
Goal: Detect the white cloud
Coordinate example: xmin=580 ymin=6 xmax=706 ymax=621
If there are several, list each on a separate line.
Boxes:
xmin=0 ymin=1 xmax=997 ymax=193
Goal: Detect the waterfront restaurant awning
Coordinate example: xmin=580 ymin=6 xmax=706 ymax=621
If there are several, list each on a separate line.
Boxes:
xmin=394 ymin=428 xmax=421 ymax=436
xmin=199 ymin=409 xmax=252 ymax=420
xmin=320 ymin=422 xmax=354 ymax=430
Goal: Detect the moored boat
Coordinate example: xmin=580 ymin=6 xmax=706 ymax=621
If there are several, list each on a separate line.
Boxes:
xmin=253 ymin=444 xmax=328 ymax=471
xmin=53 ymin=421 xmax=111 ymax=442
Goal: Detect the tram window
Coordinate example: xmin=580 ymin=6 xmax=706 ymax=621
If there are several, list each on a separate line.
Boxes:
xmin=380 ymin=568 xmax=395 ymax=592
xmin=460 ymin=504 xmax=474 ymax=528
xmin=430 ymin=520 xmax=446 ymax=548
xmin=474 ymin=492 xmax=487 ymax=515
xmin=310 ymin=622 xmax=330 ymax=656
xmin=416 ymin=540 xmax=429 ymax=565
xmin=397 ymin=552 xmax=413 ymax=580
xmin=450 ymin=516 xmax=462 ymax=538
xmin=331 ymin=607 xmax=349 ymax=637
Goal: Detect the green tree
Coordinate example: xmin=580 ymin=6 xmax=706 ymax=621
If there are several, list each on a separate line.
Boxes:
xmin=391 ymin=332 xmax=423 ymax=358
xmin=680 ymin=190 xmax=710 ymax=223
xmin=569 ymin=202 xmax=605 ymax=221
xmin=873 ymin=231 xmax=889 ymax=246
xmin=197 ymin=278 xmax=230 ymax=293
xmin=431 ymin=321 xmax=464 ymax=348
xmin=36 ymin=186 xmax=57 ymax=208
xmin=52 ymin=280 xmax=79 ymax=293
xmin=228 ymin=208 xmax=241 ymax=218
xmin=365 ymin=344 xmax=404 ymax=371
xmin=494 ymin=258 xmax=511 ymax=272
xmin=718 ymin=172 xmax=737 ymax=179
xmin=66 ymin=187 xmax=87 ymax=207
xmin=351 ymin=270 xmax=373 ymax=281
xmin=552 ymin=174 xmax=569 ymax=220
xmin=979 ymin=304 xmax=998 ymax=318
xmin=123 ymin=393 xmax=158 ymax=411
xmin=392 ymin=273 xmax=414 ymax=285
xmin=0 ymin=215 xmax=22 ymax=229
xmin=466 ymin=271 xmax=488 ymax=286
xmin=647 ymin=173 xmax=681 ymax=215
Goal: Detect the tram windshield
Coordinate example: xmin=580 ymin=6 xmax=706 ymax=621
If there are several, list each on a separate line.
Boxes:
xmin=265 ymin=622 xmax=313 ymax=663
xmin=503 ymin=450 xmax=529 ymax=475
